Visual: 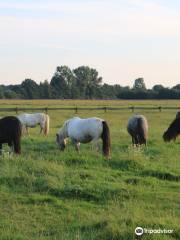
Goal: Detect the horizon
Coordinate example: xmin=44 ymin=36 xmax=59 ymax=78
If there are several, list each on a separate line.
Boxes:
xmin=0 ymin=0 xmax=180 ymax=88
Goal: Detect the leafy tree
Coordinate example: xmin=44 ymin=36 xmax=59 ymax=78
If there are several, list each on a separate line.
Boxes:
xmin=21 ymin=79 xmax=40 ymax=99
xmin=39 ymin=80 xmax=52 ymax=99
xmin=152 ymin=85 xmax=164 ymax=92
xmin=73 ymin=66 xmax=102 ymax=99
xmin=101 ymin=84 xmax=116 ymax=99
xmin=4 ymin=90 xmax=18 ymax=99
xmin=133 ymin=78 xmax=146 ymax=90
xmin=172 ymin=84 xmax=180 ymax=90
xmin=0 ymin=86 xmax=4 ymax=99
xmin=50 ymin=66 xmax=74 ymax=98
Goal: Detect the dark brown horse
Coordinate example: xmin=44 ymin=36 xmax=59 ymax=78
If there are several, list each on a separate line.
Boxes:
xmin=127 ymin=115 xmax=148 ymax=146
xmin=0 ymin=116 xmax=22 ymax=154
xmin=163 ymin=117 xmax=180 ymax=142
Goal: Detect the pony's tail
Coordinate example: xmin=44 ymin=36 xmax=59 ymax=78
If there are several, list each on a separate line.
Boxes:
xmin=14 ymin=138 xmax=21 ymax=154
xmin=43 ymin=114 xmax=50 ymax=136
xmin=137 ymin=117 xmax=147 ymax=145
xmin=101 ymin=121 xmax=111 ymax=158
xmin=14 ymin=122 xmax=22 ymax=154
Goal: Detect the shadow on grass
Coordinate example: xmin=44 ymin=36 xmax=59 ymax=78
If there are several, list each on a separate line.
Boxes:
xmin=64 ymin=158 xmax=86 ymax=166
xmin=80 ymin=220 xmax=134 ymax=240
xmin=33 ymin=177 xmax=132 ymax=203
xmin=125 ymin=178 xmax=140 ymax=185
xmin=80 ymin=221 xmax=108 ymax=232
xmin=0 ymin=176 xmax=30 ymax=191
xmin=141 ymin=170 xmax=180 ymax=181
xmin=0 ymin=234 xmax=25 ymax=240
xmin=49 ymin=187 xmax=131 ymax=203
xmin=108 ymin=159 xmax=143 ymax=172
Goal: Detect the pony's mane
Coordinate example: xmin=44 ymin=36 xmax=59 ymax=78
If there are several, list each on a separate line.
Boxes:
xmin=167 ymin=118 xmax=180 ymax=131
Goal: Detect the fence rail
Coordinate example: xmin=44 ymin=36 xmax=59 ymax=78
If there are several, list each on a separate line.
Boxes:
xmin=0 ymin=106 xmax=180 ymax=113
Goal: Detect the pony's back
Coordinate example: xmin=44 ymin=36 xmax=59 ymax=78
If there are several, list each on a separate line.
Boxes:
xmin=0 ymin=116 xmax=22 ymax=134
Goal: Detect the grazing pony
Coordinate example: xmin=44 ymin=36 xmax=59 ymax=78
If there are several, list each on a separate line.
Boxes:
xmin=163 ymin=117 xmax=180 ymax=142
xmin=0 ymin=116 xmax=22 ymax=154
xmin=56 ymin=117 xmax=111 ymax=158
xmin=17 ymin=113 xmax=50 ymax=135
xmin=127 ymin=115 xmax=148 ymax=146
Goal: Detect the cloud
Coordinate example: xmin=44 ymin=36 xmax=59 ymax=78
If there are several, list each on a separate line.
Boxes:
xmin=1 ymin=0 xmax=180 ymax=40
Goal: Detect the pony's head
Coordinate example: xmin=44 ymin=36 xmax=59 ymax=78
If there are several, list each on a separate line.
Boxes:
xmin=56 ymin=127 xmax=68 ymax=151
xmin=163 ymin=130 xmax=177 ymax=142
xmin=163 ymin=130 xmax=170 ymax=142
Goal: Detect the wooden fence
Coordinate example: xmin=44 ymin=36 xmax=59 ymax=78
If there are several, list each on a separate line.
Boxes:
xmin=0 ymin=106 xmax=180 ymax=114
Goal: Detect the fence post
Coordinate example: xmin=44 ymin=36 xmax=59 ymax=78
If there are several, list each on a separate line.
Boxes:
xmin=159 ymin=106 xmax=162 ymax=112
xmin=15 ymin=107 xmax=18 ymax=114
xmin=75 ymin=106 xmax=78 ymax=113
xmin=45 ymin=107 xmax=48 ymax=114
xmin=104 ymin=107 xmax=107 ymax=113
xmin=131 ymin=106 xmax=134 ymax=112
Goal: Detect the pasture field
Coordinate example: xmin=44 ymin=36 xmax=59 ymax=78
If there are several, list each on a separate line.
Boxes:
xmin=0 ymin=99 xmax=180 ymax=240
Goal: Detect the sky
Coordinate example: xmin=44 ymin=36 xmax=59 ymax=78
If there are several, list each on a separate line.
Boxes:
xmin=0 ymin=0 xmax=180 ymax=88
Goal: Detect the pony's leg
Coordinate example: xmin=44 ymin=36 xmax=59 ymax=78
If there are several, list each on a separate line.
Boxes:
xmin=71 ymin=139 xmax=80 ymax=152
xmin=40 ymin=119 xmax=47 ymax=135
xmin=92 ymin=140 xmax=100 ymax=152
xmin=39 ymin=120 xmax=45 ymax=135
xmin=74 ymin=142 xmax=80 ymax=153
xmin=21 ymin=125 xmax=25 ymax=136
xmin=26 ymin=126 xmax=29 ymax=135
xmin=135 ymin=136 xmax=139 ymax=148
xmin=39 ymin=126 xmax=43 ymax=135
xmin=132 ymin=137 xmax=135 ymax=147
xmin=8 ymin=142 xmax=14 ymax=154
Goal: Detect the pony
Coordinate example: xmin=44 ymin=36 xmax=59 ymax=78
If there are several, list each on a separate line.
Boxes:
xmin=17 ymin=113 xmax=50 ymax=135
xmin=127 ymin=115 xmax=148 ymax=146
xmin=0 ymin=116 xmax=22 ymax=154
xmin=163 ymin=117 xmax=180 ymax=142
xmin=56 ymin=117 xmax=111 ymax=158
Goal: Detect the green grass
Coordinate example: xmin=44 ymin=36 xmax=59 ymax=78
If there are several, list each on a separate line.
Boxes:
xmin=0 ymin=100 xmax=180 ymax=240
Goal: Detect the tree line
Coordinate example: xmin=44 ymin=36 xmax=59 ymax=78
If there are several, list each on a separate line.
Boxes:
xmin=1 ymin=65 xmax=180 ymax=99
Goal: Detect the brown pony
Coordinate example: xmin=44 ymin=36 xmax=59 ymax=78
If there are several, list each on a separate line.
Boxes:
xmin=0 ymin=116 xmax=22 ymax=154
xmin=163 ymin=117 xmax=180 ymax=142
xmin=127 ymin=115 xmax=148 ymax=146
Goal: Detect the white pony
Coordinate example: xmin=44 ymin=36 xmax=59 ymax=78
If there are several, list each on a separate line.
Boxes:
xmin=17 ymin=113 xmax=50 ymax=135
xmin=56 ymin=117 xmax=111 ymax=158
